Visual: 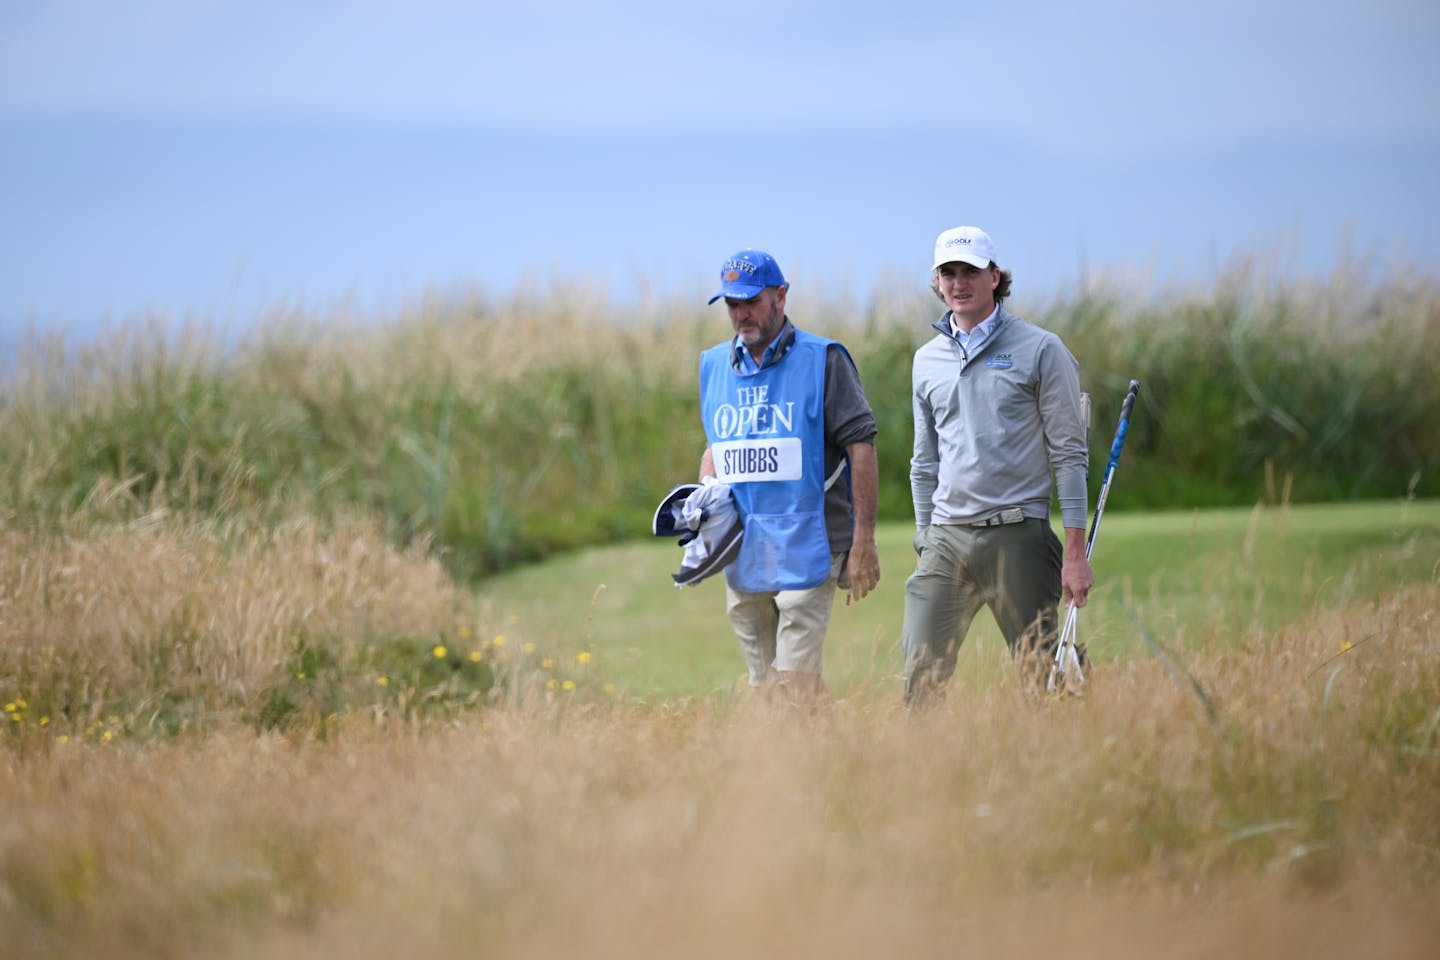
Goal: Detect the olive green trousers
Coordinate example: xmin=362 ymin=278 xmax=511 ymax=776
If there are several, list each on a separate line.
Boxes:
xmin=902 ymin=518 xmax=1062 ymax=704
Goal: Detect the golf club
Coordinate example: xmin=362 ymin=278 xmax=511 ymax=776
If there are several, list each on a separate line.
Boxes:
xmin=1048 ymin=379 xmax=1141 ymax=693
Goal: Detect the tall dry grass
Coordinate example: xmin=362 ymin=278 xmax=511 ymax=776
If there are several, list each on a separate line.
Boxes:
xmin=0 ymin=514 xmax=599 ymax=740
xmin=2 ymin=580 xmax=1437 ymax=959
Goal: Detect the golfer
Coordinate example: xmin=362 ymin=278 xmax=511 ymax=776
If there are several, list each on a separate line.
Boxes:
xmin=698 ymin=249 xmax=880 ymax=706
xmin=903 ymin=226 xmax=1093 ymax=704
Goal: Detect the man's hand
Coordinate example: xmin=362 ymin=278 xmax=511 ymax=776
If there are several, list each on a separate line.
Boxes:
xmin=843 ymin=441 xmax=880 ymax=605
xmin=1061 ymin=526 xmax=1094 ymax=606
xmin=845 ymin=538 xmax=880 ymax=605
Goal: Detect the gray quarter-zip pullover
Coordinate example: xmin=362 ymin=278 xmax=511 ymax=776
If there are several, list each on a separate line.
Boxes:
xmin=910 ymin=305 xmax=1089 ymax=530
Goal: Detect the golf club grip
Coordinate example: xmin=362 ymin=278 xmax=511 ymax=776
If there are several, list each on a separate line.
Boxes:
xmin=1106 ymin=381 xmax=1141 ymax=471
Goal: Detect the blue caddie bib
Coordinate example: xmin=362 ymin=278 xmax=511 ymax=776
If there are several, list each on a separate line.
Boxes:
xmin=699 ymin=328 xmax=834 ymax=591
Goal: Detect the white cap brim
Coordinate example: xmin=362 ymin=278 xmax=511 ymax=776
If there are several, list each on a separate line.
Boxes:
xmin=932 ymin=251 xmax=992 ymax=271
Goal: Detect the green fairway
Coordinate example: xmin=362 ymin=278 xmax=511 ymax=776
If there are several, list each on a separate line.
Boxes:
xmin=471 ymin=499 xmax=1440 ymax=700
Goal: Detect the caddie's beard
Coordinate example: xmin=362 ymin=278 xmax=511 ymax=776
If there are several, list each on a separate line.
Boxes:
xmin=736 ymin=304 xmax=782 ymax=347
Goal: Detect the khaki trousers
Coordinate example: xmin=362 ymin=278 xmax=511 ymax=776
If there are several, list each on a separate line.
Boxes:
xmin=902 ymin=519 xmax=1062 ymax=703
xmin=726 ymin=553 xmax=845 ymax=687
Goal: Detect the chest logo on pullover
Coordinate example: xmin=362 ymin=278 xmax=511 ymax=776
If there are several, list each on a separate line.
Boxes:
xmin=984 ymin=354 xmax=1014 ymax=369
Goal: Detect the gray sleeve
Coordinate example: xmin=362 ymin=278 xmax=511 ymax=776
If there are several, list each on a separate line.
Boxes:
xmin=824 ymin=344 xmax=877 ymax=448
xmin=909 ymin=352 xmax=939 ymax=531
xmin=1036 ymin=335 xmax=1089 ymax=529
xmin=820 ymin=344 xmax=877 ymax=553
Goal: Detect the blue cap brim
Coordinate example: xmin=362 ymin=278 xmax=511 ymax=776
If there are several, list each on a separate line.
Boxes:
xmin=707 ymin=282 xmax=765 ymax=305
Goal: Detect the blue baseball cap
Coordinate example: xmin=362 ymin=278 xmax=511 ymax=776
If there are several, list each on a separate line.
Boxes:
xmin=707 ymin=249 xmax=787 ymax=305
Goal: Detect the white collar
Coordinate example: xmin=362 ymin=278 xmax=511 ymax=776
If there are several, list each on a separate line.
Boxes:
xmin=950 ymin=304 xmax=1000 ymax=339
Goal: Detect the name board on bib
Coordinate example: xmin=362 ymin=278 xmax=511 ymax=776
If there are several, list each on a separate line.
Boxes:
xmin=712 ymin=437 xmax=803 ymax=483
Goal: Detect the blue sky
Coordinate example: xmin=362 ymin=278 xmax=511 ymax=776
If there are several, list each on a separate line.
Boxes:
xmin=3 ymin=0 xmax=1438 ymax=334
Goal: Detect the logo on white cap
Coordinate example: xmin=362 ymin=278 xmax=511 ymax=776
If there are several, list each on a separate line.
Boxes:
xmin=932 ymin=226 xmax=996 ymax=271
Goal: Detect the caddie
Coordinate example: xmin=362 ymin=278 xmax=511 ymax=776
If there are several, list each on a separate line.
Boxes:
xmin=697 ymin=249 xmax=880 ymax=706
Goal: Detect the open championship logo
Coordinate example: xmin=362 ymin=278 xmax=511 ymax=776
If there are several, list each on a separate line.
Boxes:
xmin=711 ymin=383 xmax=795 ymax=440
xmin=711 ymin=400 xmax=796 ymax=439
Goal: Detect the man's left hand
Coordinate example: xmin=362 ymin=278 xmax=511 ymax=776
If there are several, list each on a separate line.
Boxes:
xmin=1062 ymin=555 xmax=1094 ymax=607
xmin=844 ymin=540 xmax=880 ymax=605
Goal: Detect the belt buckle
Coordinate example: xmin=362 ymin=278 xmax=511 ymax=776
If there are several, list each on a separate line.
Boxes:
xmin=999 ymin=508 xmax=1024 ymax=525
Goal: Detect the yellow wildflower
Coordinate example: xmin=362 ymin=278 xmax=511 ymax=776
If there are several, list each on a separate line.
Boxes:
xmin=562 ymin=680 xmax=576 ymax=692
xmin=432 ymin=644 xmax=448 ymax=659
xmin=603 ymin=683 xmax=616 ymax=696
xmin=576 ymin=651 xmax=592 ymax=665
xmin=469 ymin=650 xmax=484 ymax=663
xmin=541 ymin=657 xmax=555 ymax=670
xmin=523 ymin=641 xmax=537 ymax=655
xmin=377 ymin=676 xmax=389 ymax=687
xmin=458 ymin=626 xmax=472 ymax=639
xmin=546 ymin=678 xmax=557 ymax=690
xmin=1339 ymin=640 xmax=1354 ymax=653
xmin=492 ymin=635 xmax=507 ymax=648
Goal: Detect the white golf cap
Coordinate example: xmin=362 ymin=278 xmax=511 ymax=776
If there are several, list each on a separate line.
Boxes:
xmin=932 ymin=225 xmax=997 ymax=271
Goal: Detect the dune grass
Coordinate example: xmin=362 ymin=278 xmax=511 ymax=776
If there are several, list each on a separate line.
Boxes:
xmin=4 ymin=262 xmax=1437 ymax=583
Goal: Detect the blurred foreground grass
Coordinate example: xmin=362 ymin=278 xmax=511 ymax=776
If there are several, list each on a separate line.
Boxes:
xmin=3 ymin=576 xmax=1437 ymax=959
